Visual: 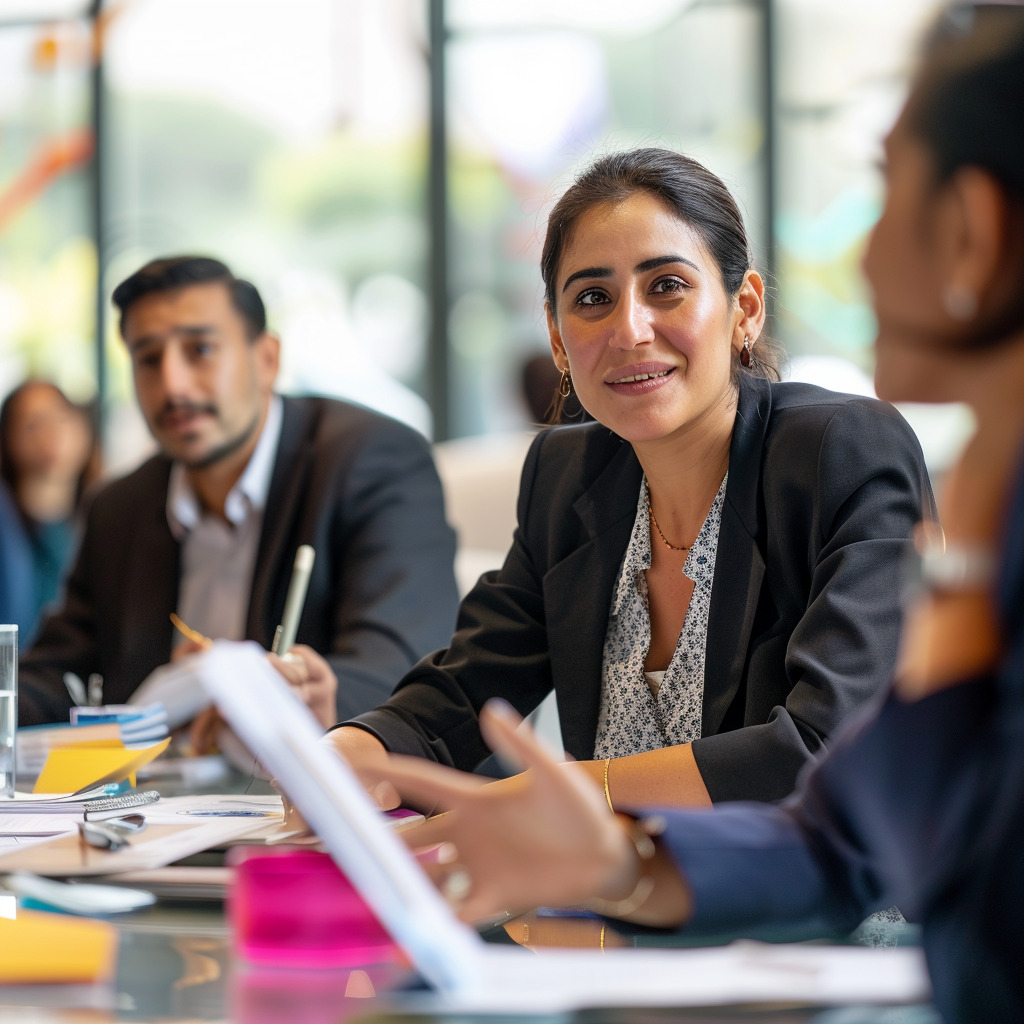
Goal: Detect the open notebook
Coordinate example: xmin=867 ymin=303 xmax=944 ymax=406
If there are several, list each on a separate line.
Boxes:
xmin=195 ymin=641 xmax=930 ymax=1013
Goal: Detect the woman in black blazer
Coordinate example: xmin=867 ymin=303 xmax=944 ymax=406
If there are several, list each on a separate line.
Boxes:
xmin=333 ymin=148 xmax=932 ymax=807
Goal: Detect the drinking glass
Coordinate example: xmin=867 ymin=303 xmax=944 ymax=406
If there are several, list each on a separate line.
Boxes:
xmin=0 ymin=624 xmax=17 ymax=798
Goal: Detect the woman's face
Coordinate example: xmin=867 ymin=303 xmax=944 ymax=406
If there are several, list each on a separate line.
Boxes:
xmin=864 ymin=121 xmax=976 ymax=405
xmin=547 ymin=192 xmax=758 ymax=447
xmin=6 ymin=384 xmax=90 ymax=481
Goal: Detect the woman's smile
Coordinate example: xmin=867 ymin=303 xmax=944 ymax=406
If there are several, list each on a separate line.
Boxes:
xmin=604 ymin=362 xmax=677 ymax=393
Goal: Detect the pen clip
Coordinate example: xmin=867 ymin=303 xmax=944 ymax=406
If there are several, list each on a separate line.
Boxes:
xmin=270 ymin=624 xmax=284 ymax=656
xmin=63 ymin=673 xmax=87 ymax=707
xmin=77 ymin=820 xmax=130 ymax=852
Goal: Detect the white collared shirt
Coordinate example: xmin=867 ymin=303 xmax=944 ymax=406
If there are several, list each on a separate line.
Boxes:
xmin=167 ymin=395 xmax=283 ymax=647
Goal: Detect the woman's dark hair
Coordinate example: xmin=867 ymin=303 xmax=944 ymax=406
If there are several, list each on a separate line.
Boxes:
xmin=540 ymin=148 xmax=783 ymax=420
xmin=111 ymin=256 xmax=267 ymax=340
xmin=0 ymin=379 xmax=94 ymax=507
xmin=907 ymin=3 xmax=1024 ymax=198
xmin=903 ymin=4 xmax=1024 ymax=347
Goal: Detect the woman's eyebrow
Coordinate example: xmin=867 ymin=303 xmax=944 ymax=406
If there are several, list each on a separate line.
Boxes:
xmin=561 ymin=255 xmax=701 ymax=293
xmin=636 ymin=255 xmax=701 ymax=274
xmin=561 ymin=266 xmax=611 ymax=293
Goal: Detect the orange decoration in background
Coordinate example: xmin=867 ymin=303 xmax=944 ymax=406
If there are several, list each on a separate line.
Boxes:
xmin=0 ymin=128 xmax=95 ymax=234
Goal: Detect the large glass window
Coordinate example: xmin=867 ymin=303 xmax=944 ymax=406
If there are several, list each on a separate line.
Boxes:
xmin=0 ymin=9 xmax=94 ymax=408
xmin=100 ymin=0 xmax=432 ymax=470
xmin=445 ymin=0 xmax=767 ymax=436
xmin=1 ymin=0 xmax=966 ymax=472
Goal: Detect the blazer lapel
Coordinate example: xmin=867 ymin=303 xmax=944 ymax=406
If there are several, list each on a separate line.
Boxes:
xmin=247 ymin=397 xmax=314 ymax=645
xmin=545 ymin=441 xmax=642 ymax=760
xmin=701 ymin=375 xmax=771 ymax=736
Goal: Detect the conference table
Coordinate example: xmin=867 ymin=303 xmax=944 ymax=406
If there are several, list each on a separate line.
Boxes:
xmin=0 ymin=764 xmax=942 ymax=1023
xmin=0 ymin=898 xmax=943 ymax=1023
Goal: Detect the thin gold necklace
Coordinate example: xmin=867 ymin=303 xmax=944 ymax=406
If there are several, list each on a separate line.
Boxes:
xmin=647 ymin=497 xmax=693 ymax=552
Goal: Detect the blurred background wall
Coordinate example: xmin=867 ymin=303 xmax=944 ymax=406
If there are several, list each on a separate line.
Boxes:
xmin=0 ymin=0 xmax=968 ymax=480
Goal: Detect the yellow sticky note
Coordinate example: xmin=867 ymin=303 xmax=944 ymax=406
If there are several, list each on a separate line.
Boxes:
xmin=0 ymin=908 xmax=117 ymax=984
xmin=34 ymin=737 xmax=171 ymax=794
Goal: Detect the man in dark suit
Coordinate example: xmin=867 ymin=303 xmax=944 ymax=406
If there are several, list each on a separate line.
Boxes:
xmin=17 ymin=256 xmax=459 ymax=733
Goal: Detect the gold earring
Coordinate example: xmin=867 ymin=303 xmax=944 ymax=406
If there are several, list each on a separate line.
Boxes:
xmin=558 ymin=366 xmax=572 ymax=398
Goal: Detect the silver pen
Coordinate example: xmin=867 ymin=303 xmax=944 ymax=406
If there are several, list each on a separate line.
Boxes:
xmin=271 ymin=545 xmax=316 ymax=656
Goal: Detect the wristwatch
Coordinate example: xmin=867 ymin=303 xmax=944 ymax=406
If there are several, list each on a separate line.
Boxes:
xmin=907 ymin=522 xmax=997 ymax=596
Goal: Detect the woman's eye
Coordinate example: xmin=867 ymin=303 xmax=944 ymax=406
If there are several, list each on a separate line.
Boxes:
xmin=651 ymin=276 xmax=686 ymax=295
xmin=575 ymin=288 xmax=608 ymax=307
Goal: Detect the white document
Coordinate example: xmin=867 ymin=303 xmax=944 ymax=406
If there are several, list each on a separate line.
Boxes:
xmin=128 ymin=657 xmax=211 ymax=730
xmin=138 ymin=794 xmax=283 ymax=826
xmin=195 ymin=641 xmax=932 ymax=1011
xmin=0 ymin=812 xmax=76 ymax=849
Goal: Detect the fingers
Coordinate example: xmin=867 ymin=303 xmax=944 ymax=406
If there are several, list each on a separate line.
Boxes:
xmin=267 ymin=651 xmax=306 ymax=687
xmin=479 ymin=699 xmax=562 ymax=778
xmin=171 ymin=638 xmax=208 ymax=661
xmin=270 ymin=779 xmax=313 ymax=836
xmin=374 ymin=752 xmax=487 ymax=812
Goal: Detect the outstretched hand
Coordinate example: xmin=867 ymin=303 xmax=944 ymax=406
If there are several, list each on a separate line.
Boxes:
xmin=368 ymin=700 xmax=646 ymax=923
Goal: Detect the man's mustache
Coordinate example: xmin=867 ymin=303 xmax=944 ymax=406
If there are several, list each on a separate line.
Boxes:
xmin=156 ymin=400 xmax=218 ymax=425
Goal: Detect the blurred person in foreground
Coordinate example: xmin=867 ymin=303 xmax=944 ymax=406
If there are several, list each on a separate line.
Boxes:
xmin=17 ymin=256 xmax=458 ymax=739
xmin=368 ymin=5 xmax=1024 ymax=1019
xmin=0 ymin=380 xmax=95 ymax=645
xmin=329 ymin=145 xmax=931 ymax=809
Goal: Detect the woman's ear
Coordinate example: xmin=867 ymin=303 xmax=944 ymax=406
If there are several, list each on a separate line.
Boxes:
xmin=942 ymin=166 xmax=1010 ymax=318
xmin=546 ymin=304 xmax=568 ymax=368
xmin=733 ymin=269 xmax=767 ymax=355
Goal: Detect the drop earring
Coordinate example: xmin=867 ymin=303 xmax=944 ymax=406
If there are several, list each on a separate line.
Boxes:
xmin=740 ymin=335 xmax=751 ymax=368
xmin=558 ymin=366 xmax=573 ymax=398
xmin=943 ymin=283 xmax=977 ymax=321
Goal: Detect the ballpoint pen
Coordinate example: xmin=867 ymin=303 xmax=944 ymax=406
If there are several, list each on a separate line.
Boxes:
xmin=271 ymin=545 xmax=316 ymax=656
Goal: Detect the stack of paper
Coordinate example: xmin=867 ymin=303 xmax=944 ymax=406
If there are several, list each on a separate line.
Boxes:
xmin=17 ymin=723 xmax=120 ymax=776
xmin=17 ymin=705 xmax=169 ymax=777
xmin=70 ymin=703 xmax=169 ymax=744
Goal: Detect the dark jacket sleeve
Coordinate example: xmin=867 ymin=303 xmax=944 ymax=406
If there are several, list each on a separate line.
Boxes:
xmin=691 ymin=398 xmax=933 ymax=801
xmin=317 ymin=414 xmax=461 ymax=721
xmin=17 ymin=491 xmax=106 ymax=726
xmin=664 ymin=674 xmax=1024 ymax=1020
xmin=346 ymin=429 xmax=554 ymax=764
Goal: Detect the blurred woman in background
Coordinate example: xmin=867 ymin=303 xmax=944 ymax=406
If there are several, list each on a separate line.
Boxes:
xmin=0 ymin=379 xmax=95 ymax=643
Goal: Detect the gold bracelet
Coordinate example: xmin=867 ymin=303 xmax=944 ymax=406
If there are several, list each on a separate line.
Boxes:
xmin=602 ymin=757 xmax=614 ymax=813
xmin=586 ymin=815 xmax=657 ymax=919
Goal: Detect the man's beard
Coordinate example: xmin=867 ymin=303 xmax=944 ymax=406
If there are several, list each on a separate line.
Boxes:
xmin=158 ymin=402 xmax=262 ymax=470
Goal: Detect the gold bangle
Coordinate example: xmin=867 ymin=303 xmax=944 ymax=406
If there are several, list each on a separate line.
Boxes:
xmin=586 ymin=815 xmax=657 ymax=919
xmin=602 ymin=757 xmax=614 ymax=813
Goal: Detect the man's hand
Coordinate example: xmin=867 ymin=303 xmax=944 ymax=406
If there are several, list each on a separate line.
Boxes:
xmin=269 ymin=645 xmax=337 ymax=729
xmin=189 ymin=644 xmax=339 ymax=754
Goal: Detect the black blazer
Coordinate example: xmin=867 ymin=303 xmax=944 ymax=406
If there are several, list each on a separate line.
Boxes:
xmin=351 ymin=377 xmax=933 ymax=802
xmin=18 ymin=395 xmax=460 ymax=726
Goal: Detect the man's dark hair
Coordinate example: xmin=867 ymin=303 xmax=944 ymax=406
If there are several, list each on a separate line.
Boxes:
xmin=111 ymin=256 xmax=267 ymax=340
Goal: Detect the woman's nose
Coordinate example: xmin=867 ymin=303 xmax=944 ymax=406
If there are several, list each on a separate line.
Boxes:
xmin=611 ymin=292 xmax=656 ymax=349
